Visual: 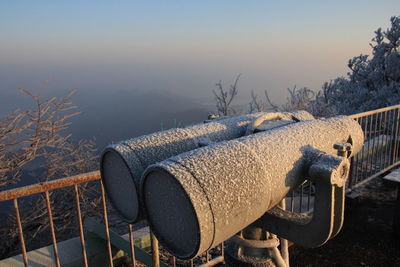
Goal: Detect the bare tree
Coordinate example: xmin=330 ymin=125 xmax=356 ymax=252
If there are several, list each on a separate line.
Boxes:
xmin=282 ymin=86 xmax=315 ymax=112
xmin=252 ymin=86 xmax=317 ymax=114
xmin=0 ymin=88 xmax=81 ymax=186
xmin=248 ymin=90 xmax=266 ymax=113
xmin=264 ymin=90 xmax=280 ymax=112
xmin=0 ymin=88 xmax=100 ymax=258
xmin=213 ymin=74 xmax=241 ymax=116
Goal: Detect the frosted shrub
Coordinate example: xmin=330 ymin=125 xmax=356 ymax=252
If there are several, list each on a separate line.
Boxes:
xmin=318 ymin=16 xmax=400 ymax=115
xmin=243 ymin=16 xmax=400 ymax=117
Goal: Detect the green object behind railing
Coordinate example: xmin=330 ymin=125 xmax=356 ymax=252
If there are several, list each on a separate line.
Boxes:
xmin=84 ymin=217 xmax=167 ymax=267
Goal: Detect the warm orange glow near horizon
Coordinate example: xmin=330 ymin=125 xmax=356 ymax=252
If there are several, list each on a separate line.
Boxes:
xmin=0 ymin=1 xmax=398 ymax=103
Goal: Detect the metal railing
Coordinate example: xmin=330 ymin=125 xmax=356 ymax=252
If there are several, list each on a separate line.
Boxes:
xmin=0 ymin=104 xmax=399 ymax=266
xmin=286 ymin=104 xmax=400 ymax=215
xmin=0 ymin=172 xmax=100 ymax=267
xmin=348 ymin=104 xmax=400 ymax=191
xmin=0 ymin=172 xmax=224 ymax=267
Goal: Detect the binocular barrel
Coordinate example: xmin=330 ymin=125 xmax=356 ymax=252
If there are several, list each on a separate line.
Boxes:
xmin=142 ymin=116 xmax=363 ymax=259
xmin=101 ymin=111 xmax=314 ymax=222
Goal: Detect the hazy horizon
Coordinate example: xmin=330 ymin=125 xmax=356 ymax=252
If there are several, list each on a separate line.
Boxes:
xmin=1 ymin=1 xmax=399 ymax=147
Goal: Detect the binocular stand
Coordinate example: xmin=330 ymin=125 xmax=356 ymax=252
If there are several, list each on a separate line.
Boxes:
xmin=224 ymin=143 xmax=352 ymax=267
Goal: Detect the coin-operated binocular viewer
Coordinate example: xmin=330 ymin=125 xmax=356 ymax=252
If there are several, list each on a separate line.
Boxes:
xmin=101 ymin=111 xmax=313 ymax=222
xmin=101 ymin=113 xmax=364 ymax=266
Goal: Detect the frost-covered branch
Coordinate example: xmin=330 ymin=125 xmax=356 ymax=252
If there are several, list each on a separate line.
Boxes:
xmin=0 ymin=87 xmax=100 ymax=258
xmin=213 ymin=74 xmax=241 ymax=116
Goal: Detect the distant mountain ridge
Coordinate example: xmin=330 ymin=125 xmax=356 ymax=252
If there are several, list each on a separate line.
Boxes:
xmin=67 ymin=89 xmax=211 ymax=149
xmin=0 ymin=87 xmax=213 ymax=149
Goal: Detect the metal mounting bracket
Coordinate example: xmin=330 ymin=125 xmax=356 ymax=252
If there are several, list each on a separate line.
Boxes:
xmin=251 ymin=146 xmax=351 ymax=248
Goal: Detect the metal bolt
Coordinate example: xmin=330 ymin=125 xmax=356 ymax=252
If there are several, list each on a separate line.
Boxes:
xmin=334 ymin=142 xmax=352 ymax=157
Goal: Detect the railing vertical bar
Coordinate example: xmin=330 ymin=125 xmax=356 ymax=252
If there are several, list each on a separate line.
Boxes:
xmin=378 ymin=111 xmax=385 ymax=169
xmin=279 ymin=199 xmax=289 ymax=266
xmin=376 ymin=112 xmax=381 ymax=169
xmin=384 ymin=110 xmax=392 ymax=168
xmin=348 ymin=154 xmax=355 ymax=190
xmin=357 ymin=116 xmax=367 ymax=185
xmin=367 ymin=114 xmax=373 ymax=177
xmin=13 ymin=198 xmax=28 ymax=267
xmin=363 ymin=114 xmax=370 ymax=179
xmin=307 ymin=181 xmax=312 ymax=211
xmin=221 ymin=242 xmax=224 ymax=260
xmin=371 ymin=113 xmax=379 ymax=175
xmin=299 ymin=184 xmax=304 ymax=213
xmin=382 ymin=111 xmax=387 ymax=168
xmin=351 ymin=117 xmax=361 ymax=187
xmin=360 ymin=117 xmax=366 ymax=180
xmin=100 ymin=180 xmax=114 ymax=267
xmin=190 ymin=259 xmax=194 ymax=267
xmin=367 ymin=114 xmax=373 ymax=176
xmin=362 ymin=115 xmax=369 ymax=182
xmin=392 ymin=108 xmax=400 ymax=164
xmin=389 ymin=109 xmax=397 ymax=165
xmin=397 ymin=107 xmax=400 ymax=163
xmin=356 ymin=116 xmax=363 ymax=181
xmin=377 ymin=112 xmax=383 ymax=165
xmin=389 ymin=109 xmax=396 ymax=165
xmin=363 ymin=116 xmax=367 ymax=181
xmin=206 ymin=250 xmax=209 ymax=263
xmin=384 ymin=110 xmax=390 ymax=167
xmin=290 ymin=190 xmax=294 ymax=212
xmin=128 ymin=224 xmax=136 ymax=267
xmin=44 ymin=191 xmax=61 ymax=267
xmin=74 ymin=184 xmax=89 ymax=267
xmin=150 ymin=231 xmax=160 ymax=267
xmin=172 ymin=255 xmax=176 ymax=267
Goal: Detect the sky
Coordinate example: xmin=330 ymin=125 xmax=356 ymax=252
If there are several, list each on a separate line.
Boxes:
xmin=0 ymin=1 xmax=399 ymax=105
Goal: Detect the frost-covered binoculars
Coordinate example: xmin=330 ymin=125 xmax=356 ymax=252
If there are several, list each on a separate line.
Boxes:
xmin=101 ymin=111 xmax=364 ymax=261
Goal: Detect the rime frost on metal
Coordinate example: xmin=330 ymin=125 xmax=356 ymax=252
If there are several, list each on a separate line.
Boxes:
xmin=101 ymin=111 xmax=314 ymax=222
xmin=142 ymin=116 xmax=364 ymax=258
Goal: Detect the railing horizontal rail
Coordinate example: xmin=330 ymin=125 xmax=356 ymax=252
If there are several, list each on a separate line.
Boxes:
xmin=348 ymin=104 xmax=400 ymax=119
xmin=0 ymin=171 xmax=100 ymax=202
